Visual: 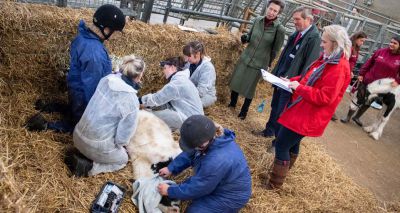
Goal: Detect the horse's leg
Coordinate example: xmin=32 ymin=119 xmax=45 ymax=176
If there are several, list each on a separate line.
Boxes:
xmin=370 ymin=93 xmax=396 ymax=140
xmin=363 ymin=104 xmax=384 ymax=133
xmin=370 ymin=109 xmax=393 ymax=140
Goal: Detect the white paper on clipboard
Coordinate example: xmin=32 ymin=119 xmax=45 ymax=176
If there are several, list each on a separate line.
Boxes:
xmin=260 ymin=69 xmax=292 ymax=93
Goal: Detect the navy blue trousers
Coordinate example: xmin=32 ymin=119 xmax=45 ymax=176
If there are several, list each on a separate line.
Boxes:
xmin=43 ymin=102 xmax=78 ymax=133
xmin=263 ymin=87 xmax=292 ymax=137
xmin=47 ymin=120 xmax=74 ymax=133
xmin=275 ymin=126 xmax=304 ymax=161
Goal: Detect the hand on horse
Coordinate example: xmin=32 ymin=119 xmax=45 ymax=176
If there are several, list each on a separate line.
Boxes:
xmin=159 ymin=167 xmax=172 ymax=178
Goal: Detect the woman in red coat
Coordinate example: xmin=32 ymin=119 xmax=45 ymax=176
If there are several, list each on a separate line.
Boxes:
xmin=265 ymin=25 xmax=351 ymax=189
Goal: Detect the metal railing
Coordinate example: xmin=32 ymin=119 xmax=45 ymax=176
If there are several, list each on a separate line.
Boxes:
xmin=153 ymin=0 xmax=266 ymax=26
xmin=17 ymin=0 xmax=140 ymax=18
xmin=15 ymin=0 xmax=400 ymax=61
xmin=331 ymin=0 xmax=400 ymax=26
xmin=280 ymin=0 xmax=400 ymax=60
xmin=18 ymin=0 xmax=119 ymax=8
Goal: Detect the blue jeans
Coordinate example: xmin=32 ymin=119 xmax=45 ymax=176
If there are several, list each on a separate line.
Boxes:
xmin=263 ymin=87 xmax=292 ymax=137
xmin=275 ymin=126 xmax=304 ymax=161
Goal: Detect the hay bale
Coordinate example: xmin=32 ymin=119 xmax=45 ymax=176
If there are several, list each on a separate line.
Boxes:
xmin=0 ymin=2 xmax=242 ymax=103
xmin=1 ymin=2 xmax=399 ymax=212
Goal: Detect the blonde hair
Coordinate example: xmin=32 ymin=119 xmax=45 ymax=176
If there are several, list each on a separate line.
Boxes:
xmin=120 ymin=55 xmax=145 ymax=79
xmin=323 ymin=25 xmax=352 ymax=60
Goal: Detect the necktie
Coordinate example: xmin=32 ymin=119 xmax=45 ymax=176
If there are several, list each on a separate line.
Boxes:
xmin=294 ymin=32 xmax=301 ymax=44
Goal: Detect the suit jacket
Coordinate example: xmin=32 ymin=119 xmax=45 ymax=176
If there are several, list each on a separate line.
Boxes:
xmin=272 ymin=24 xmax=321 ymax=78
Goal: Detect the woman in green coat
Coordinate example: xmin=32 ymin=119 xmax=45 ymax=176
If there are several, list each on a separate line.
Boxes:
xmin=228 ymin=0 xmax=285 ymax=120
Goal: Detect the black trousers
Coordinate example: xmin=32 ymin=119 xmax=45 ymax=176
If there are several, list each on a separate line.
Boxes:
xmin=229 ymin=90 xmax=252 ymax=113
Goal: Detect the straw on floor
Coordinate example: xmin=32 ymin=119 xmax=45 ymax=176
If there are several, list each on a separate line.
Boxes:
xmin=1 ymin=2 xmax=399 ymax=212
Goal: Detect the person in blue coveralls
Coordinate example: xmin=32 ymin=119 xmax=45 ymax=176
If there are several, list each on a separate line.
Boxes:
xmin=157 ymin=115 xmax=252 ymax=213
xmin=25 ymin=4 xmax=125 ymax=133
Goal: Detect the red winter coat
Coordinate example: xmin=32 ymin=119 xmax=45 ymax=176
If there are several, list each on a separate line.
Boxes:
xmin=278 ymin=55 xmax=351 ymax=137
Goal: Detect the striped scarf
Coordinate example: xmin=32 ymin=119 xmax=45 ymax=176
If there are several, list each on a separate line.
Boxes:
xmin=287 ymin=51 xmax=342 ymax=109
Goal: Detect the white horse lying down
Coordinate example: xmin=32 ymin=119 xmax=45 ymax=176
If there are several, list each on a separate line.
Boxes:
xmin=363 ymin=78 xmax=400 ymax=140
xmin=126 ymin=110 xmax=182 ymax=180
xmin=126 ymin=110 xmax=183 ymax=212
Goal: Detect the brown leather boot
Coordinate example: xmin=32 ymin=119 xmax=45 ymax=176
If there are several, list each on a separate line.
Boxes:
xmin=266 ymin=159 xmax=290 ymax=190
xmin=289 ymin=153 xmax=298 ymax=170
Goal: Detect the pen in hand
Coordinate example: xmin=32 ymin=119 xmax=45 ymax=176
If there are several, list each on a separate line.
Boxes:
xmin=280 ymin=76 xmax=289 ymax=82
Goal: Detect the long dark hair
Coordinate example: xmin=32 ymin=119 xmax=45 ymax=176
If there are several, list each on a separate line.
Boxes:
xmin=350 ymin=31 xmax=367 ymax=52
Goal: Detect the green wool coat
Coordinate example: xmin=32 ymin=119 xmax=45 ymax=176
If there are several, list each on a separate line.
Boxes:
xmin=229 ymin=16 xmax=285 ymax=99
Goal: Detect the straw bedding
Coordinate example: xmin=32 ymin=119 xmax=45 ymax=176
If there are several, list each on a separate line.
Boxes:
xmin=0 ymin=2 xmax=399 ymax=212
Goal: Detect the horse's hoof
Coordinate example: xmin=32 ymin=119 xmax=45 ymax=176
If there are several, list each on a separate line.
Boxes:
xmin=370 ymin=132 xmax=380 ymax=140
xmin=363 ymin=126 xmax=374 ymax=133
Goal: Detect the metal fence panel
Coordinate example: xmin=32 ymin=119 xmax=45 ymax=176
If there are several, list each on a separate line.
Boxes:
xmin=15 ymin=0 xmax=400 ymax=61
xmin=18 ymin=0 xmax=120 ymax=7
xmin=67 ymin=0 xmax=120 ymax=8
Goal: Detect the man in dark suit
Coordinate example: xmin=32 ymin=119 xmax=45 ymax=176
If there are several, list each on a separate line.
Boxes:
xmin=254 ymin=7 xmax=321 ymax=147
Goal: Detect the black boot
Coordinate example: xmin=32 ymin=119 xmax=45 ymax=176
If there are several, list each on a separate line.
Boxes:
xmin=238 ymin=111 xmax=247 ymax=120
xmin=228 ymin=91 xmax=239 ymax=108
xmin=340 ymin=109 xmax=356 ymax=123
xmin=251 ymin=130 xmax=271 ymax=138
xmin=25 ymin=113 xmax=48 ymax=131
xmin=238 ymin=98 xmax=252 ymax=120
xmin=65 ymin=149 xmax=93 ymax=177
xmin=352 ymin=105 xmax=369 ymax=127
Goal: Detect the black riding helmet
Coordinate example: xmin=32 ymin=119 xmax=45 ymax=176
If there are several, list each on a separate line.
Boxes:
xmin=179 ymin=115 xmax=216 ymax=152
xmin=93 ymin=4 xmax=125 ymax=40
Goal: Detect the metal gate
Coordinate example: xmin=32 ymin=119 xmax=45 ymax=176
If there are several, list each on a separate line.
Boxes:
xmin=15 ymin=0 xmax=400 ymax=62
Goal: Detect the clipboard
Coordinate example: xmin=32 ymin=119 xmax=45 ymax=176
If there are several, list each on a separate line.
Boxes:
xmin=260 ymin=69 xmax=292 ymax=93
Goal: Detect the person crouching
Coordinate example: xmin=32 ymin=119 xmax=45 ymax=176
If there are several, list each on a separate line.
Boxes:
xmin=139 ymin=57 xmax=204 ymax=131
xmin=157 ymin=115 xmax=252 ymax=212
xmin=70 ymin=55 xmax=145 ymax=177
